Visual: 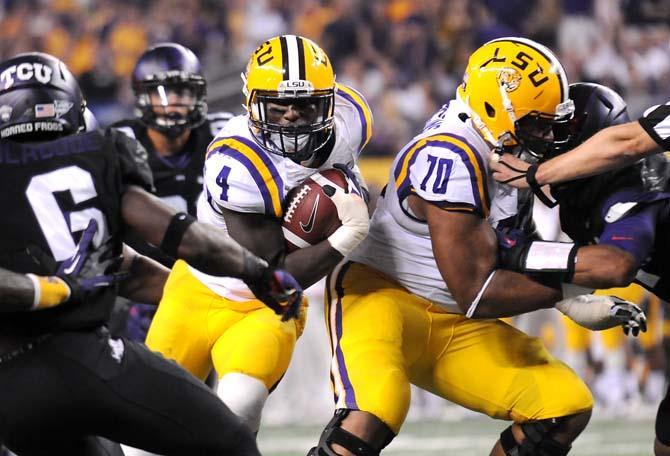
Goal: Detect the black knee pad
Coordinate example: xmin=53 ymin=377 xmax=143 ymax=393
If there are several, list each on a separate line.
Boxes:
xmin=500 ymin=418 xmax=571 ymax=456
xmin=657 ymin=391 xmax=670 ymax=445
xmin=307 ymin=410 xmax=394 ymax=456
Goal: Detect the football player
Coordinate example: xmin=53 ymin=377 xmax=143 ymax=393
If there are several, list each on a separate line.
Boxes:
xmin=110 ymin=42 xmax=234 ymax=341
xmin=307 ymin=38 xmax=641 ymax=456
xmin=495 ymin=82 xmax=670 ymax=455
xmin=145 ymin=34 xmax=371 ymax=434
xmin=0 ymin=51 xmax=302 ymax=456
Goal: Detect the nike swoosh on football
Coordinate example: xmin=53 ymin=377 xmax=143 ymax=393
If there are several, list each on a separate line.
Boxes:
xmin=300 ymin=194 xmax=320 ymax=233
xmin=62 ymin=253 xmax=81 ymax=275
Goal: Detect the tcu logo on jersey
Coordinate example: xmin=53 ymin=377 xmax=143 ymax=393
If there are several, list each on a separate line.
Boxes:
xmin=1 ymin=63 xmax=53 ymax=89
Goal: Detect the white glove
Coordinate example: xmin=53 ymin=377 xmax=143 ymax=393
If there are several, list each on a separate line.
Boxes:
xmin=311 ymin=175 xmax=369 ymax=256
xmin=555 ymin=294 xmax=647 ymax=336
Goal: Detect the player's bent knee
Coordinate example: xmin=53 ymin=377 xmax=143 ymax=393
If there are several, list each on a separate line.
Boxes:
xmin=500 ymin=418 xmax=573 ymax=456
xmin=308 ymin=410 xmax=394 ymax=456
xmin=217 ymin=373 xmax=268 ymax=433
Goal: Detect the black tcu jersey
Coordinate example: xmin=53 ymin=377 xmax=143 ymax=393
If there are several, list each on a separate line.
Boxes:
xmin=0 ymin=130 xmax=152 ymax=334
xmin=639 ymin=101 xmax=670 ymax=151
xmin=110 ymin=112 xmax=233 ymax=215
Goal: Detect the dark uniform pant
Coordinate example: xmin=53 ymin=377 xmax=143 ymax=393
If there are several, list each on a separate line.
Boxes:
xmin=0 ymin=328 xmax=259 ymax=456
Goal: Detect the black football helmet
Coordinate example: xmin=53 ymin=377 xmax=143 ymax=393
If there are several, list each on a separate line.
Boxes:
xmin=132 ymin=43 xmax=207 ymax=137
xmin=0 ymin=52 xmax=86 ymax=141
xmin=548 ymin=82 xmax=630 ymax=161
xmin=550 ymin=83 xmax=638 ymax=227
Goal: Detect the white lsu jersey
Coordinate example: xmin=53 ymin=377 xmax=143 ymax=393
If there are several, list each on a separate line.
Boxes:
xmin=349 ymin=98 xmax=517 ymax=313
xmin=191 ymin=83 xmax=373 ymax=300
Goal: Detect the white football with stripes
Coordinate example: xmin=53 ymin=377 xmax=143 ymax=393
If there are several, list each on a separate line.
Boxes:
xmin=282 ymin=168 xmax=348 ymax=252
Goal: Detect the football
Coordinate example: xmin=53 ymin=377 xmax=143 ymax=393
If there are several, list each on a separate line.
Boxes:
xmin=282 ymin=168 xmax=349 ymax=252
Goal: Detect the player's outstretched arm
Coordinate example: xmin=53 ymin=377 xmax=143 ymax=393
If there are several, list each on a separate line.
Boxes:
xmin=415 ymin=196 xmax=562 ymax=318
xmin=490 ymin=121 xmax=661 ymax=187
xmin=0 ymin=268 xmax=57 ymax=311
xmin=122 ymin=185 xmax=262 ymax=278
xmin=120 ymin=185 xmax=303 ymax=318
xmin=117 ymin=245 xmax=170 ymax=305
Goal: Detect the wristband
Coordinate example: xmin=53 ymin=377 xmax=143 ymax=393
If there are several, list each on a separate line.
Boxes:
xmin=160 ymin=212 xmax=197 ymax=258
xmin=26 ymin=274 xmax=71 ymax=310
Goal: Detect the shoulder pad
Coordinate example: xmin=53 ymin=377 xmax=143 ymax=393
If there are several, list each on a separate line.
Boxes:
xmin=106 ymin=129 xmax=153 ymax=192
xmin=399 ymin=133 xmax=490 ymax=217
xmin=336 ymin=84 xmax=373 ymax=152
xmin=206 ymin=111 xmax=235 ymax=137
xmin=204 ymin=135 xmax=284 ymax=217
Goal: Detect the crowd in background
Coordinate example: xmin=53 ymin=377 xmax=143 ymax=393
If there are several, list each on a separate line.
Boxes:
xmin=0 ymin=0 xmax=668 ymax=154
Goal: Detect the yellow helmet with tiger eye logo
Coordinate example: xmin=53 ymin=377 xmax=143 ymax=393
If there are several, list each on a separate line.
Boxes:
xmin=457 ymin=37 xmax=574 ymax=157
xmin=242 ymin=35 xmax=336 ymax=165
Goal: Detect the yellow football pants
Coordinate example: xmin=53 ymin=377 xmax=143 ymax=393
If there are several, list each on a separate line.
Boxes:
xmin=146 ymin=260 xmax=307 ymax=389
xmin=326 ymin=262 xmax=594 ymax=434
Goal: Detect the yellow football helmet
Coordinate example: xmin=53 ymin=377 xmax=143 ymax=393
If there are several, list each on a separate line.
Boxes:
xmin=242 ymin=35 xmax=336 ymax=165
xmin=457 ymin=37 xmax=574 ymax=157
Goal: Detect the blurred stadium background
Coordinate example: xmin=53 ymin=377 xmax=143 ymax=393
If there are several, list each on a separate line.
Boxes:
xmin=3 ymin=0 xmax=669 ymax=454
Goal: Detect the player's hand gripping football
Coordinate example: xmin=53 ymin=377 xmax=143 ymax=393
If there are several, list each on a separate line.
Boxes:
xmin=311 ymin=168 xmax=370 ymax=257
xmin=30 ymin=219 xmax=127 ymax=309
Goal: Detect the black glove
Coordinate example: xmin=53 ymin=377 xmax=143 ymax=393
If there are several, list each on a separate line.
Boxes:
xmin=242 ymin=253 xmax=304 ymax=321
xmin=56 ymin=219 xmax=127 ymax=304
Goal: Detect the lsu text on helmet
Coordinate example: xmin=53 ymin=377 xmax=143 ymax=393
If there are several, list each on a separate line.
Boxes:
xmin=243 ymin=34 xmax=336 ymax=165
xmin=132 ymin=42 xmax=207 ymax=138
xmin=457 ymin=37 xmax=574 ymax=158
xmin=0 ymin=52 xmax=86 ymax=141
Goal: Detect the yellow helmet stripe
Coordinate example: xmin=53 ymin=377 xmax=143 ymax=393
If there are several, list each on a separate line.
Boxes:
xmin=394 ymin=134 xmax=490 ymax=216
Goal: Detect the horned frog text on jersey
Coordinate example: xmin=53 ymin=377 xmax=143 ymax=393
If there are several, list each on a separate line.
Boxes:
xmin=639 ymin=101 xmax=670 ymax=151
xmin=192 ymin=83 xmax=372 ymax=299
xmin=349 ymin=98 xmax=518 ymax=313
xmin=110 ymin=112 xmax=233 ymax=215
